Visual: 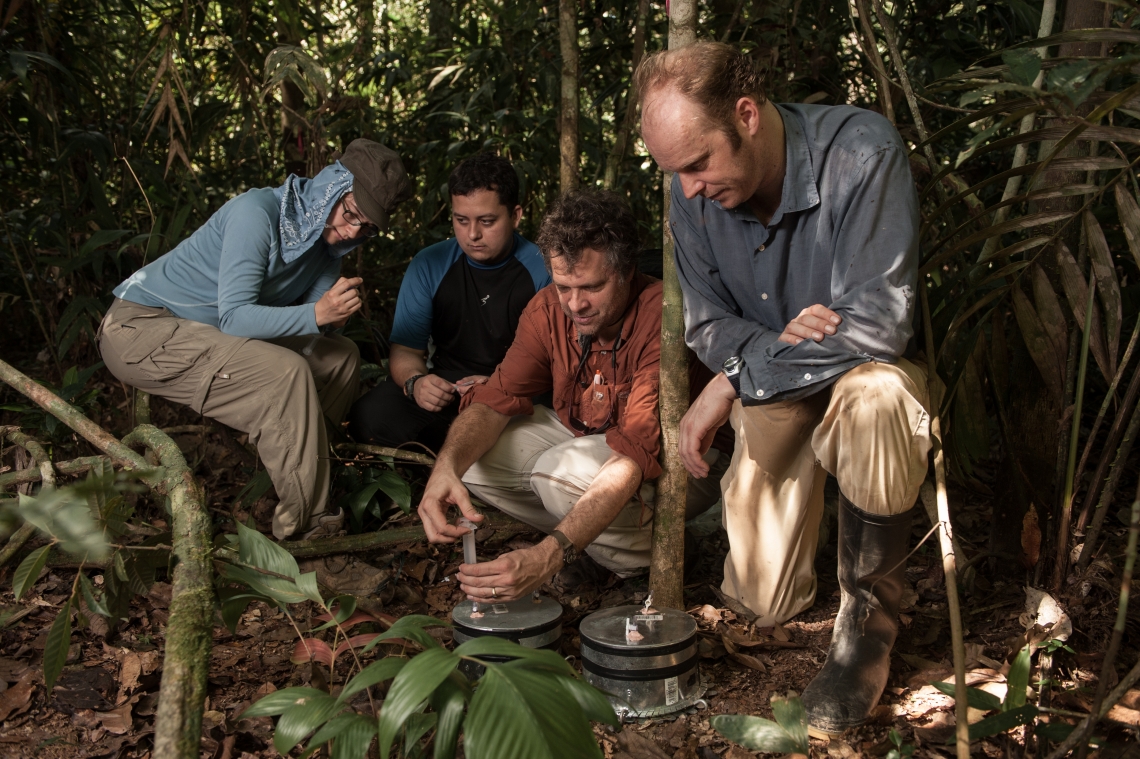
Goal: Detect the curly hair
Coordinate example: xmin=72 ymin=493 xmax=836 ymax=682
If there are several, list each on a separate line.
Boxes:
xmin=536 ymin=190 xmax=639 ymax=282
xmin=634 ymin=41 xmax=768 ymax=150
xmin=448 ymin=152 xmax=520 ymax=209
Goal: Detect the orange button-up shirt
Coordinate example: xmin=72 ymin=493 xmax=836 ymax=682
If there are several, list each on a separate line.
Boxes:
xmin=461 ymin=272 xmax=663 ymax=481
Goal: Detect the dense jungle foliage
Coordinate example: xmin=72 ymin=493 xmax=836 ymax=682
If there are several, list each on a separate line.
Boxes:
xmin=4 ymin=0 xmax=1140 ymax=755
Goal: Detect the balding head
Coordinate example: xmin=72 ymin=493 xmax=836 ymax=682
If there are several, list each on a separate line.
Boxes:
xmin=634 ymin=42 xmax=767 ymax=150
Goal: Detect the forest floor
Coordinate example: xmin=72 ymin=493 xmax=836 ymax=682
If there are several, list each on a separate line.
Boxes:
xmin=0 ymin=390 xmax=1139 ymax=759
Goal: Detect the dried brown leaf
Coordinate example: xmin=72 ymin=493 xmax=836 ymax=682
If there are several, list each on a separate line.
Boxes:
xmin=1056 ymin=242 xmax=1111 ymax=380
xmin=1011 ymin=282 xmax=1064 ymax=402
xmin=0 ymin=671 xmax=35 ymax=721
xmin=1085 ymin=211 xmax=1123 ymax=375
xmin=1021 ymin=507 xmax=1041 ymax=569
xmin=1115 ymin=183 xmax=1140 ymax=271
xmin=1031 ymin=264 xmax=1067 ymax=365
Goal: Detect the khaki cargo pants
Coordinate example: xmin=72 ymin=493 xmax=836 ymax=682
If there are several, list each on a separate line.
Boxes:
xmin=98 ymin=298 xmax=360 ymax=539
xmin=721 ymin=359 xmax=932 ymax=626
xmin=462 ymin=405 xmax=727 ymax=575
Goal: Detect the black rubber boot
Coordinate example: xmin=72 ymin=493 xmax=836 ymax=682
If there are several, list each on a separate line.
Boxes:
xmin=802 ymin=495 xmax=911 ymax=737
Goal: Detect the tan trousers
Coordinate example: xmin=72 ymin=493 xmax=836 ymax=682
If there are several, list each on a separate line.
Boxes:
xmin=98 ymin=298 xmax=360 ymax=539
xmin=462 ymin=405 xmax=725 ymax=575
xmin=721 ymin=359 xmax=932 ymax=626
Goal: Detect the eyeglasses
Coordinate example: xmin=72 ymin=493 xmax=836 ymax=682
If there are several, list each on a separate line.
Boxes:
xmin=342 ymin=199 xmax=380 ymax=238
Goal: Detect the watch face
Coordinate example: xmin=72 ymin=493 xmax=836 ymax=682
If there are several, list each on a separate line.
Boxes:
xmin=723 ymin=356 xmax=742 ymax=375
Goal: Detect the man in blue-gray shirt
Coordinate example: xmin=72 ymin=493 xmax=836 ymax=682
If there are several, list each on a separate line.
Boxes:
xmin=99 ymin=140 xmax=411 ymax=595
xmin=638 ymin=43 xmax=932 ymax=736
xmin=348 ymin=153 xmax=550 ymax=453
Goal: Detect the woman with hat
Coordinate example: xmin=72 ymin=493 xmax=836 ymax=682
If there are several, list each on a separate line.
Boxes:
xmin=99 ymin=140 xmax=411 ymax=558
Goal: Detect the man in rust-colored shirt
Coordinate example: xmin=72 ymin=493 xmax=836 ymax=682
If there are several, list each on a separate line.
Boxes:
xmin=416 ymin=190 xmax=715 ymax=601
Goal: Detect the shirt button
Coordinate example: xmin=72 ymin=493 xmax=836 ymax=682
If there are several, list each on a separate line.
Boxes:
xmin=756 ymin=244 xmax=766 ymax=252
xmin=804 ymin=373 xmax=812 ymax=380
xmin=756 ymin=389 xmax=764 ymax=397
xmin=761 ymin=293 xmax=768 ymax=300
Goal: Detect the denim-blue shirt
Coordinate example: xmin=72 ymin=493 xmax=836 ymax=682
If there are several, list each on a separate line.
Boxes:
xmin=669 ymin=103 xmax=919 ymax=404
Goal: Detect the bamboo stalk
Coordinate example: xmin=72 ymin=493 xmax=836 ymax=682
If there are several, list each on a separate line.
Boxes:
xmin=124 ymin=425 xmax=213 ymax=759
xmin=869 ymin=1 xmax=969 ymax=754
xmin=602 ymin=0 xmax=651 ymax=190
xmin=1077 ymin=398 xmax=1140 ymax=571
xmin=649 ymin=0 xmax=695 ymax=612
xmin=1078 ymin=480 xmax=1139 ymax=759
xmin=1054 ymin=278 xmax=1097 ymax=588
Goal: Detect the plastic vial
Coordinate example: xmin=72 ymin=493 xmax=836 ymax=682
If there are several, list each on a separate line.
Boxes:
xmin=459 ymin=518 xmax=478 ymax=566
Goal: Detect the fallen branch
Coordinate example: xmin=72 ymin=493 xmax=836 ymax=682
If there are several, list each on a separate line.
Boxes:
xmin=0 ymin=455 xmax=111 ymax=489
xmin=335 ymin=442 xmax=436 ymax=467
xmin=0 ymin=430 xmax=58 ymax=568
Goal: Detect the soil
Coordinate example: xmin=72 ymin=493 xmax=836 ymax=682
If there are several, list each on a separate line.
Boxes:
xmin=0 ymin=397 xmax=1139 ymax=759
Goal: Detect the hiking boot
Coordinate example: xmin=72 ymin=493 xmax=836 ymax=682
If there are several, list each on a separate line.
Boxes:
xmin=802 ymin=495 xmax=911 ymax=737
xmin=301 ymin=507 xmax=347 ymax=540
xmin=298 ymin=554 xmax=392 ymax=597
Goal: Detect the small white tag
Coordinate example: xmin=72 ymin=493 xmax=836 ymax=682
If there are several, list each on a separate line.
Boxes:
xmin=664 ymin=676 xmax=679 ymax=706
xmin=635 ymin=614 xmax=663 ymax=622
xmin=491 ymin=604 xmax=509 ymax=614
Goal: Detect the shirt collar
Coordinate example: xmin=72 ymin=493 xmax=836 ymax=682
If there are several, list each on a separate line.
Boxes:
xmin=722 ymin=104 xmax=820 ymax=227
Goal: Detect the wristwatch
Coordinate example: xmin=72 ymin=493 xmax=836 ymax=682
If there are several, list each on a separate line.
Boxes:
xmin=404 ymin=374 xmax=425 ymax=398
xmin=722 ymin=355 xmax=743 ymax=396
xmin=550 ymin=530 xmax=580 ymax=568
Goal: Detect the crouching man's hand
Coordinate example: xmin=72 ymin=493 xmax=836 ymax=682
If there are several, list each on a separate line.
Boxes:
xmin=417 ymin=469 xmax=483 ymax=543
xmin=457 ymin=538 xmax=561 ymax=602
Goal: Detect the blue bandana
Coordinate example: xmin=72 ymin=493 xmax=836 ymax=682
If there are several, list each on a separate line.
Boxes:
xmin=273 ymin=161 xmax=363 ymax=263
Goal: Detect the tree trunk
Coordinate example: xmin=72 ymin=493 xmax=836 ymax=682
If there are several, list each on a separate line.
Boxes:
xmin=602 ymin=0 xmax=651 ymax=190
xmin=275 ymin=0 xmax=308 ymax=177
xmin=558 ymin=0 xmax=579 ymax=194
xmin=649 ymin=0 xmax=696 ymax=611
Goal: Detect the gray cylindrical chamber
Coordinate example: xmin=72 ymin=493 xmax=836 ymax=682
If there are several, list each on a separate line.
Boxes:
xmin=579 ymin=605 xmax=704 ymax=719
xmin=450 ymin=596 xmax=564 ymax=678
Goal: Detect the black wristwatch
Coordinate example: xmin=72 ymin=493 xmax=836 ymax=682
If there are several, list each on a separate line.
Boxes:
xmin=404 ymin=374 xmax=425 ymax=398
xmin=722 ymin=355 xmax=743 ymax=396
xmin=551 ymin=530 xmax=580 ymax=567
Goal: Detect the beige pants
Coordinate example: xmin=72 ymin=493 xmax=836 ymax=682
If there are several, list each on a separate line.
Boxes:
xmin=462 ymin=405 xmax=725 ymax=575
xmin=98 ymin=298 xmax=360 ymax=539
xmin=721 ymin=358 xmax=932 ymax=626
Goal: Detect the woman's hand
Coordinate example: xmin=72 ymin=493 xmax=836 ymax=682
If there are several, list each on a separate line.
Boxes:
xmin=315 ymin=277 xmax=364 ymax=327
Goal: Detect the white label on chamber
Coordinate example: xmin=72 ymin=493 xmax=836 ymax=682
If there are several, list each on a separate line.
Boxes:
xmin=664 ymin=676 xmax=679 ymax=706
xmin=635 ymin=614 xmax=663 ymax=621
xmin=491 ymin=604 xmax=509 ymax=614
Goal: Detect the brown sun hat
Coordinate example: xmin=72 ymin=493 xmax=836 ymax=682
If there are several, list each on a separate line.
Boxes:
xmin=339 ymin=139 xmax=413 ymax=231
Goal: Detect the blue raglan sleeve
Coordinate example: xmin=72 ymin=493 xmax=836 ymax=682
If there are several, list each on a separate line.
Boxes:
xmin=389 ymin=249 xmax=442 ymax=350
xmin=215 ymin=195 xmax=320 ymax=338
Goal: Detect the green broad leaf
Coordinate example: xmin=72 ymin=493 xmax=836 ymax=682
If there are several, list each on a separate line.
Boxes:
xmin=113 ymin=551 xmax=129 ymax=582
xmin=240 ymin=687 xmax=329 ymax=719
xmin=373 ymin=470 xmax=412 ymax=514
xmin=964 ymin=703 xmax=1038 ymax=741
xmin=933 ymin=682 xmax=1003 ymax=711
xmin=13 ymin=544 xmax=53 ymax=601
xmin=404 ymin=711 xmax=438 ymax=752
xmin=430 ymin=671 xmax=471 ymax=759
xmin=337 ymin=657 xmax=408 ymax=703
xmin=1002 ymin=49 xmax=1041 ymax=86
xmin=555 ymin=676 xmax=619 ymax=727
xmin=43 ymin=601 xmax=72 ymax=692
xmin=770 ymin=694 xmax=809 ymax=753
xmin=1034 ymin=721 xmax=1076 ymax=741
xmin=18 ymin=489 xmax=108 ymax=559
xmin=295 ymin=571 xmax=324 ymax=605
xmin=377 ymin=647 xmax=460 ymax=758
xmin=711 ymin=714 xmax=801 ymax=754
xmin=275 ymin=692 xmax=344 ymax=754
xmin=455 ymin=636 xmax=575 ymax=675
xmin=1004 ymin=645 xmax=1032 ymax=710
xmin=218 ymin=588 xmax=265 ymax=634
xmin=465 ymin=664 xmax=602 ymax=759
xmin=311 ymin=596 xmax=358 ymax=632
xmin=236 ymin=522 xmax=300 ymax=579
xmin=348 ymin=481 xmax=386 ymax=527
xmin=330 ymin=713 xmax=377 ymax=759
xmin=78 ymin=573 xmax=110 ymax=618
xmin=362 ymin=614 xmax=448 ymax=652
xmin=220 ymin=563 xmax=310 ymax=606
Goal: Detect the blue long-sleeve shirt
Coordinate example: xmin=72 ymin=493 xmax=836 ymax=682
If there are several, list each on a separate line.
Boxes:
xmin=670 ymin=103 xmax=920 ymax=404
xmin=113 ymin=189 xmax=341 ymax=339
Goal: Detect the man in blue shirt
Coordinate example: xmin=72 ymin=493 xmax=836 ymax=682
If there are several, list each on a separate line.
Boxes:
xmin=349 ymin=153 xmax=550 ymax=453
xmin=99 ymin=140 xmax=411 ymax=593
xmin=637 ymin=43 xmax=932 ymax=736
